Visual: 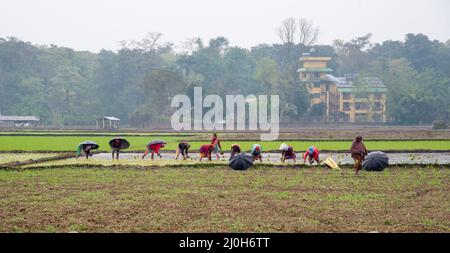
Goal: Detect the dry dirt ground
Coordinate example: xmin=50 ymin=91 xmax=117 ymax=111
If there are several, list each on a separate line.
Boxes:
xmin=0 ymin=165 xmax=448 ymax=232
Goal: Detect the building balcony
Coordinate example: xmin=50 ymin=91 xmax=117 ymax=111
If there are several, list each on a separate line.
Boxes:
xmin=355 ymin=109 xmax=371 ymax=113
xmin=300 ymin=79 xmax=326 ymax=83
xmin=298 ymin=68 xmax=333 ymax=72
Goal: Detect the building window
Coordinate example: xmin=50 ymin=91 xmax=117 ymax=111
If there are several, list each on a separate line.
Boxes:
xmin=342 ymin=113 xmax=350 ymax=122
xmin=355 ymin=113 xmax=369 ymax=122
xmin=374 ymin=102 xmax=382 ymax=110
xmin=342 ymin=92 xmax=351 ymax=99
xmin=355 ymin=102 xmax=369 ymax=110
xmin=343 ymin=102 xmax=351 ymax=111
xmin=313 ymin=82 xmax=321 ymax=88
xmin=372 ymin=113 xmax=382 ymax=122
xmin=314 ymin=73 xmax=320 ymax=78
xmin=374 ymin=93 xmax=383 ymax=100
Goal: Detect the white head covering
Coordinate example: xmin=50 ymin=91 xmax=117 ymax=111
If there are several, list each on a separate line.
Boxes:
xmin=279 ymin=143 xmax=289 ymax=151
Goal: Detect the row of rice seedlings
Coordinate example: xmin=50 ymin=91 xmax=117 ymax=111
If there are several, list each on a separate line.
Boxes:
xmin=0 ymin=153 xmax=59 ymax=165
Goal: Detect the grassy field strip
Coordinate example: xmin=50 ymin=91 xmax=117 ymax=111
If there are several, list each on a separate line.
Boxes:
xmin=1 ymin=136 xmax=450 ymax=151
xmin=0 ymin=167 xmax=448 ymax=232
xmin=21 ymin=158 xmax=318 ymax=169
xmin=1 ymin=131 xmax=449 ymax=140
xmin=0 ymin=136 xmax=180 ymax=151
xmin=3 ymin=132 xmax=450 ymax=141
xmin=21 ymin=162 xmax=450 ymax=170
xmin=0 ymin=132 xmax=197 ymax=137
xmin=21 ymin=158 xmax=229 ymax=168
xmin=0 ymin=153 xmax=59 ymax=165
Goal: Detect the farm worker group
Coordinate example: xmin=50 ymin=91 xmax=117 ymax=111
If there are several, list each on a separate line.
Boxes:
xmin=75 ymin=133 xmax=369 ymax=175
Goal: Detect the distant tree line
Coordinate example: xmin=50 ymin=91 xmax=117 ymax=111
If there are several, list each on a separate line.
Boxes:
xmin=0 ymin=20 xmax=449 ymax=127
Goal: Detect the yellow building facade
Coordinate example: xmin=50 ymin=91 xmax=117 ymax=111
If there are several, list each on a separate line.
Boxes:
xmin=299 ymin=54 xmax=387 ymax=122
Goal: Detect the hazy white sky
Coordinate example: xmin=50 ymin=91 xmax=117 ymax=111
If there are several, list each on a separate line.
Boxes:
xmin=1 ymin=0 xmax=449 ymax=52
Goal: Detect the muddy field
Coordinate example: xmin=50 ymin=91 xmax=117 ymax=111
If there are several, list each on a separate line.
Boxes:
xmin=0 ymin=166 xmax=448 ymax=232
xmin=1 ymin=151 xmax=449 ymax=169
xmin=92 ymin=152 xmax=450 ymax=165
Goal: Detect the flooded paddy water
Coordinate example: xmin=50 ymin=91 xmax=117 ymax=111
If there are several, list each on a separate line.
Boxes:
xmin=92 ymin=152 xmax=450 ymax=165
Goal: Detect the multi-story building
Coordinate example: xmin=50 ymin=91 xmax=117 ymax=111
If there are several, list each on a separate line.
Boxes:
xmin=298 ymin=53 xmax=387 ymax=122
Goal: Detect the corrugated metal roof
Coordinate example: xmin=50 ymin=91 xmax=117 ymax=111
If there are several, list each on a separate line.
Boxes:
xmin=325 ymin=74 xmax=386 ymax=90
xmin=325 ymin=74 xmax=350 ymax=86
xmin=338 ymin=86 xmax=388 ymax=92
xmin=0 ymin=116 xmax=40 ymax=121
xmin=299 ymin=56 xmax=332 ymax=62
xmin=100 ymin=117 xmax=120 ymax=121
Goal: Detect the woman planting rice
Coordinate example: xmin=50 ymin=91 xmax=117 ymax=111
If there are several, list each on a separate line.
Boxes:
xmin=199 ymin=144 xmax=214 ymax=161
xmin=109 ymin=138 xmax=130 ymax=160
xmin=279 ymin=143 xmax=296 ymax=163
xmin=142 ymin=140 xmax=166 ymax=160
xmin=175 ymin=141 xmax=191 ymax=160
xmin=251 ymin=144 xmax=263 ymax=163
xmin=76 ymin=144 xmax=93 ymax=159
xmin=110 ymin=139 xmax=122 ymax=160
xmin=230 ymin=143 xmax=241 ymax=158
xmin=76 ymin=141 xmax=99 ymax=159
xmin=303 ymin=146 xmax=320 ymax=165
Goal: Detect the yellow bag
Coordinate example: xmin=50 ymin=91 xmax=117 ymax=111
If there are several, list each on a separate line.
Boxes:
xmin=323 ymin=157 xmax=341 ymax=170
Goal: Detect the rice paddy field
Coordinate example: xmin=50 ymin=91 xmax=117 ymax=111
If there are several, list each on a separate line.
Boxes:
xmin=0 ymin=129 xmax=449 ymax=232
xmin=1 ymin=135 xmax=450 ymax=152
xmin=0 ymin=166 xmax=448 ymax=232
xmin=0 ymin=153 xmax=58 ymax=164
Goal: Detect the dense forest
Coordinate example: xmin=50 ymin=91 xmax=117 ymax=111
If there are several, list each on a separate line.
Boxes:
xmin=1 ymin=22 xmax=449 ymax=127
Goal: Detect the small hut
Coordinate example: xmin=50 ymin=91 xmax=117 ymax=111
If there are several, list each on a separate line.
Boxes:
xmin=0 ymin=114 xmax=40 ymax=127
xmin=97 ymin=117 xmax=120 ymax=129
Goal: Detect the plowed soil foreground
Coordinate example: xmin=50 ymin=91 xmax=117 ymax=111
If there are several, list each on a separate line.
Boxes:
xmin=0 ymin=166 xmax=448 ymax=232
